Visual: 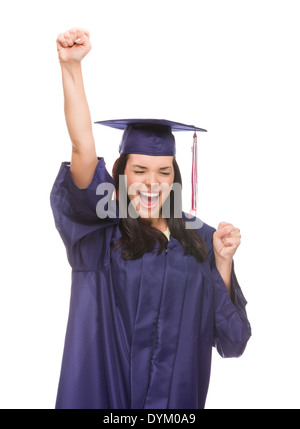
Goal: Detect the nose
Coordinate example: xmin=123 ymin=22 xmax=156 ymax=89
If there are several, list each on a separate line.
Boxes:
xmin=144 ymin=172 xmax=160 ymax=191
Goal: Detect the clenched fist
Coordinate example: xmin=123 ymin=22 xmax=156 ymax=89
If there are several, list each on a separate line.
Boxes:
xmin=56 ymin=27 xmax=91 ymax=63
xmin=213 ymin=222 xmax=241 ymax=262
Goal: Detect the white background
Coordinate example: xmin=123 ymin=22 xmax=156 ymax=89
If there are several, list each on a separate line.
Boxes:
xmin=0 ymin=0 xmax=299 ymax=409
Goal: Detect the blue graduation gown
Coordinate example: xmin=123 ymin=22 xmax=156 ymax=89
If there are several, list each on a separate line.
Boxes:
xmin=50 ymin=157 xmax=251 ymax=409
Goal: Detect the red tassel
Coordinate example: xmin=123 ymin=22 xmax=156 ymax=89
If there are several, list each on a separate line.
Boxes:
xmin=189 ymin=132 xmax=198 ymax=218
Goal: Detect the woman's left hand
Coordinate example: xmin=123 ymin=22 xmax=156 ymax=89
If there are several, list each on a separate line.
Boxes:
xmin=213 ymin=222 xmax=241 ymax=262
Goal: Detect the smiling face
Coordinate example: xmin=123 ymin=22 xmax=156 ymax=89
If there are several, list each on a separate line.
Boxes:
xmin=124 ymin=154 xmax=175 ymax=220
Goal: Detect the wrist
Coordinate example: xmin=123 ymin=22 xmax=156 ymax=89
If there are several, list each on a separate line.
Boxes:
xmin=60 ymin=61 xmax=83 ymax=86
xmin=60 ymin=60 xmax=82 ymax=74
xmin=215 ymin=255 xmax=232 ymax=270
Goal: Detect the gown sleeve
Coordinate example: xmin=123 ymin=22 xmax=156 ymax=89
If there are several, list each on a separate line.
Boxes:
xmin=50 ymin=157 xmax=119 ymax=271
xmin=204 ymin=224 xmax=252 ymax=358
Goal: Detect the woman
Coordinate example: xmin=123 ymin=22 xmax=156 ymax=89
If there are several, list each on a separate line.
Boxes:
xmin=51 ymin=27 xmax=251 ymax=409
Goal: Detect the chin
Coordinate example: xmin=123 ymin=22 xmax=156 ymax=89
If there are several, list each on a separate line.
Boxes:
xmin=137 ymin=205 xmax=162 ymax=220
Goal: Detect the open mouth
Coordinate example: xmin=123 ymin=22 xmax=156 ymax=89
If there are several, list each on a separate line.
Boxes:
xmin=138 ymin=191 xmax=160 ymax=209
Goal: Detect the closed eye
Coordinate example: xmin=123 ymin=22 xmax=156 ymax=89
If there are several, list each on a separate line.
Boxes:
xmin=134 ymin=171 xmax=170 ymax=175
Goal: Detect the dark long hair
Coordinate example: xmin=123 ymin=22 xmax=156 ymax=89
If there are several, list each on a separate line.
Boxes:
xmin=111 ymin=154 xmax=208 ymax=262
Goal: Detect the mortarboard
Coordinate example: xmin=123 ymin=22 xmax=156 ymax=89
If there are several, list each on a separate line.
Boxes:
xmin=94 ymin=118 xmax=207 ymax=216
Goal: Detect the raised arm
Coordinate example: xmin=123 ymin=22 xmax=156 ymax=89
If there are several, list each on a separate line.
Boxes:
xmin=56 ymin=28 xmax=98 ymax=189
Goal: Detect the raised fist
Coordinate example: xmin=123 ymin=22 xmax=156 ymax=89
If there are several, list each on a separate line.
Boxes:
xmin=56 ymin=28 xmax=91 ymax=63
xmin=213 ymin=222 xmax=241 ymax=262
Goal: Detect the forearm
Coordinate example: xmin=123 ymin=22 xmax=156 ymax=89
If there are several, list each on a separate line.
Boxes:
xmin=60 ymin=61 xmax=95 ymax=152
xmin=215 ymin=258 xmax=232 ymax=295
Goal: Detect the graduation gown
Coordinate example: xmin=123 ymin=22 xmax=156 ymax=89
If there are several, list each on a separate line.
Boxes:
xmin=50 ymin=157 xmax=251 ymax=409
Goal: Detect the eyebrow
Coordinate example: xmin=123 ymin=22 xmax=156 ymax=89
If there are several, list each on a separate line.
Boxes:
xmin=132 ymin=165 xmax=172 ymax=170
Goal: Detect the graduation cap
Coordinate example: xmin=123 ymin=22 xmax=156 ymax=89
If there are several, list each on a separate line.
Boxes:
xmin=94 ymin=118 xmax=207 ymax=216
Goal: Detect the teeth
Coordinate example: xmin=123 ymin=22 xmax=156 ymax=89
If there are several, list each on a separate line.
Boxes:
xmin=140 ymin=192 xmax=159 ymax=198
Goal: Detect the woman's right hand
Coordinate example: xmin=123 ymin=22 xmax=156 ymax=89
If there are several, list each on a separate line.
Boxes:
xmin=56 ymin=28 xmax=91 ymax=63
